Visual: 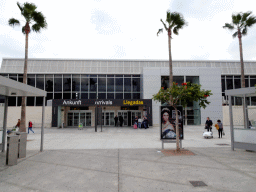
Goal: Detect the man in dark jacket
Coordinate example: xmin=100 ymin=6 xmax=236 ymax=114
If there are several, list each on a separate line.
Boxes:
xmin=119 ymin=115 xmax=123 ymax=127
xmin=114 ymin=115 xmax=118 ymax=127
xmin=205 ymin=117 xmax=213 ymax=132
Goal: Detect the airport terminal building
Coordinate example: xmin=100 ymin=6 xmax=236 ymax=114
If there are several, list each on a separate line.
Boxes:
xmin=1 ymin=58 xmax=256 ymax=128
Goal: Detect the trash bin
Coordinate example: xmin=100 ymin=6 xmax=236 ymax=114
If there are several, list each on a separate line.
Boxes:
xmin=78 ymin=123 xmax=83 ymax=130
xmin=6 ymin=135 xmax=19 ymax=166
xmin=16 ymin=132 xmax=27 ymax=158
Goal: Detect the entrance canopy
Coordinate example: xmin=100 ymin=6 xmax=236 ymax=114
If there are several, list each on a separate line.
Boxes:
xmin=0 ymin=76 xmax=47 ymax=152
xmin=225 ymin=87 xmax=256 ymax=152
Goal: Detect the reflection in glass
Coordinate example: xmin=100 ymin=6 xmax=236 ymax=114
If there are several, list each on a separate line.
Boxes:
xmin=36 ymin=77 xmax=44 ymax=90
xmin=72 ymin=78 xmax=80 ymax=91
xmin=107 ymin=78 xmax=114 ymax=91
xmin=116 ymin=78 xmax=123 ymax=91
xmin=132 ymin=78 xmax=140 ymax=92
xmin=173 ymin=76 xmax=184 ymax=85
xmin=90 ymin=78 xmax=97 ymax=91
xmin=54 ymin=78 xmax=62 ymax=92
xmin=124 ymin=78 xmax=131 ymax=92
xmin=63 ymin=78 xmax=71 ymax=91
xmin=45 ymin=78 xmax=53 ymax=91
xmin=81 ymin=78 xmax=88 ymax=91
xmin=98 ymin=78 xmax=106 ymax=92
xmin=226 ymin=79 xmax=233 ymax=90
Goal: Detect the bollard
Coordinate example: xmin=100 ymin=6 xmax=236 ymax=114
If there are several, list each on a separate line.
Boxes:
xmin=6 ymin=135 xmax=19 ymax=166
xmin=16 ymin=132 xmax=27 ymax=158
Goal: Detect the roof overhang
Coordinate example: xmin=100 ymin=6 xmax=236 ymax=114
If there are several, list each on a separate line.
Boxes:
xmin=0 ymin=76 xmax=46 ymax=97
xmin=225 ymin=87 xmax=256 ymax=97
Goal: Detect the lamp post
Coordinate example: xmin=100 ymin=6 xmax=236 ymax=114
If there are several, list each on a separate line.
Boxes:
xmin=95 ymin=83 xmax=98 ymax=132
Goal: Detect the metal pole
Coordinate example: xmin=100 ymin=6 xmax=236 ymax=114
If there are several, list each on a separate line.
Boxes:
xmin=40 ymin=96 xmax=45 ymax=152
xmin=244 ymin=95 xmax=248 ymax=129
xmin=229 ymin=96 xmax=234 ymax=151
xmin=2 ymin=96 xmax=8 ymax=152
xmin=101 ymin=107 xmax=102 ymax=132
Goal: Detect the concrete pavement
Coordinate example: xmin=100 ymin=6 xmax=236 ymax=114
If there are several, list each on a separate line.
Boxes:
xmin=0 ymin=126 xmax=255 ymax=192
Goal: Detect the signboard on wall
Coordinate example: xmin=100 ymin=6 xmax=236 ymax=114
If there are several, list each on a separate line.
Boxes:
xmin=160 ymin=106 xmax=183 ymax=140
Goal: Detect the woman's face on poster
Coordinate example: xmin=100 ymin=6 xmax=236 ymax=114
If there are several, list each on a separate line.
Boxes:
xmin=163 ymin=112 xmax=169 ymax=123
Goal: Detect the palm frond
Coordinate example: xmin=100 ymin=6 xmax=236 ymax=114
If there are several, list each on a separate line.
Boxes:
xmin=232 ymin=31 xmax=238 ymax=38
xmin=22 ymin=2 xmax=37 ymax=22
xmin=8 ymin=18 xmax=20 ymax=27
xmin=173 ymin=27 xmax=178 ymax=35
xmin=241 ymin=11 xmax=251 ymax=22
xmin=223 ymin=23 xmax=234 ymax=29
xmin=32 ymin=11 xmax=47 ymax=29
xmin=160 ymin=19 xmax=168 ymax=31
xmin=32 ymin=24 xmax=41 ymax=32
xmin=232 ymin=14 xmax=240 ymax=25
xmin=157 ymin=28 xmax=163 ymax=36
xmin=241 ymin=26 xmax=247 ymax=35
xmin=17 ymin=2 xmax=23 ymax=12
xmin=246 ymin=16 xmax=256 ymax=27
xmin=22 ymin=26 xmax=26 ymax=34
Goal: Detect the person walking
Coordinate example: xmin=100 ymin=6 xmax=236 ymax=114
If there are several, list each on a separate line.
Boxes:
xmin=217 ymin=120 xmax=223 ymax=138
xmin=205 ymin=117 xmax=213 ymax=132
xmin=28 ymin=120 xmax=34 ymax=134
xmin=119 ymin=115 xmax=123 ymax=127
xmin=114 ymin=115 xmax=118 ymax=127
xmin=15 ymin=119 xmax=21 ymax=129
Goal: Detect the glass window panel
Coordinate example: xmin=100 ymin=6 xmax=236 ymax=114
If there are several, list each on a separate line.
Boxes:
xmin=173 ymin=76 xmax=184 ymax=85
xmin=116 ymin=78 xmax=123 ymax=92
xmin=226 ymin=79 xmax=233 ymax=90
xmin=132 ymin=75 xmax=140 ymax=77
xmin=63 ymin=74 xmax=71 ymax=78
xmin=46 ymin=93 xmax=53 ymax=101
xmin=98 ymin=93 xmax=106 ymax=99
xmin=54 ymin=93 xmax=62 ymax=99
xmin=81 ymin=93 xmax=88 ymax=99
xmin=9 ymin=74 xmax=17 ymax=81
xmin=37 ymin=75 xmax=44 ymax=78
xmin=36 ymin=77 xmax=44 ymax=90
xmin=124 ymin=75 xmax=131 ymax=77
xmin=17 ymin=97 xmax=22 ymax=106
xmin=72 ymin=74 xmax=80 ymax=78
xmin=186 ymin=76 xmax=199 ymax=84
xmin=221 ymin=79 xmax=225 ymax=92
xmin=90 ymin=74 xmax=97 ymax=77
xmin=124 ymin=78 xmax=131 ymax=92
xmin=0 ymin=74 xmax=8 ymax=76
xmin=107 ymin=75 xmax=114 ymax=77
xmin=72 ymin=93 xmax=80 ymax=99
xmin=107 ymin=78 xmax=114 ymax=92
xmin=27 ymin=77 xmax=35 ymax=87
xmin=8 ymin=97 xmax=16 ymax=106
xmin=235 ymin=97 xmax=242 ymax=105
xmin=124 ymin=93 xmax=131 ymax=99
xmin=107 ymin=93 xmax=114 ymax=99
xmin=250 ymin=79 xmax=256 ymax=87
xmin=250 ymin=76 xmax=256 ymax=79
xmin=18 ymin=74 xmax=23 ymax=83
xmin=116 ymin=75 xmax=123 ymax=77
xmin=45 ymin=74 xmax=53 ymax=78
xmin=98 ymin=75 xmax=106 ymax=77
xmin=234 ymin=76 xmax=240 ymax=78
xmin=54 ymin=74 xmax=62 ymax=78
xmin=54 ymin=78 xmax=62 ymax=92
xmin=226 ymin=76 xmax=233 ymax=79
xmin=45 ymin=78 xmax=53 ymax=91
xmin=132 ymin=78 xmax=140 ymax=92
xmin=251 ymin=97 xmax=256 ymax=105
xmin=36 ymin=97 xmax=43 ymax=106
xmin=63 ymin=93 xmax=71 ymax=99
xmin=132 ymin=93 xmax=140 ymax=99
xmin=245 ymin=78 xmax=249 ymax=87
xmin=63 ymin=77 xmax=71 ymax=91
xmin=27 ymin=97 xmax=34 ymax=106
xmin=81 ymin=78 xmax=88 ymax=92
xmin=161 ymin=76 xmax=169 ymax=89
xmin=98 ymin=78 xmax=106 ymax=92
xmin=90 ymin=93 xmax=96 ymax=99
xmin=234 ymin=78 xmax=241 ymax=89
xmin=81 ymin=74 xmax=89 ymax=78
xmin=115 ymin=93 xmax=123 ymax=99
xmin=90 ymin=78 xmax=97 ymax=91
xmin=72 ymin=78 xmax=80 ymax=91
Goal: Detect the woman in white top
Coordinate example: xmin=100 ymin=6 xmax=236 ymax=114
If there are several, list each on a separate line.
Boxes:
xmin=138 ymin=118 xmax=142 ymax=128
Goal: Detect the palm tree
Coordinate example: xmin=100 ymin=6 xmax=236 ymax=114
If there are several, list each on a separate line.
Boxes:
xmin=223 ymin=11 xmax=256 ymax=88
xmin=157 ymin=11 xmax=186 ymax=152
xmin=9 ymin=2 xmax=47 ymax=132
xmin=157 ymin=11 xmax=186 ymax=88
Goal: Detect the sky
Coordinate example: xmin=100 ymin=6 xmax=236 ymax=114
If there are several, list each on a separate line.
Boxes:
xmin=1 ymin=0 xmax=256 ymax=67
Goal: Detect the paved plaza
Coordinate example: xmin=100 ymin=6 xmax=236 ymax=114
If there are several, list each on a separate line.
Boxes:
xmin=0 ymin=126 xmax=256 ymax=191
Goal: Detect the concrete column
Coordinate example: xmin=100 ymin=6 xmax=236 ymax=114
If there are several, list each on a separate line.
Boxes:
xmin=40 ymin=97 xmax=45 ymax=152
xmin=2 ymin=96 xmax=8 ymax=152
xmin=229 ymin=96 xmax=234 ymax=151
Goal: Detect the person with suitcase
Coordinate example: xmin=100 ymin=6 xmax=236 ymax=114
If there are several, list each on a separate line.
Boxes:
xmin=205 ymin=117 xmax=213 ymax=132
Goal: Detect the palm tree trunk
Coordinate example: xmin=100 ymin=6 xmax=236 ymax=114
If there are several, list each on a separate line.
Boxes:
xmin=238 ymin=34 xmax=245 ymax=88
xmin=168 ymin=32 xmax=173 ymax=88
xmin=20 ymin=31 xmax=29 ymax=132
xmin=174 ymin=107 xmax=180 ymax=152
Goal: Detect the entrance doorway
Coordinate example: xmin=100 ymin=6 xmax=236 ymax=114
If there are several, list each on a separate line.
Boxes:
xmin=67 ymin=112 xmax=91 ymax=127
xmin=118 ymin=111 xmax=142 ymax=126
xmin=102 ymin=111 xmax=115 ymax=126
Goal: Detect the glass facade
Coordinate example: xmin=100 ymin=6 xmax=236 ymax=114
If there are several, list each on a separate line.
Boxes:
xmin=221 ymin=75 xmax=256 ymax=106
xmin=1 ymin=74 xmax=141 ymax=106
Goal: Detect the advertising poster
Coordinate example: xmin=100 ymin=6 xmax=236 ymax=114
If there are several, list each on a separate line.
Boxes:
xmin=161 ymin=106 xmax=183 ymax=140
